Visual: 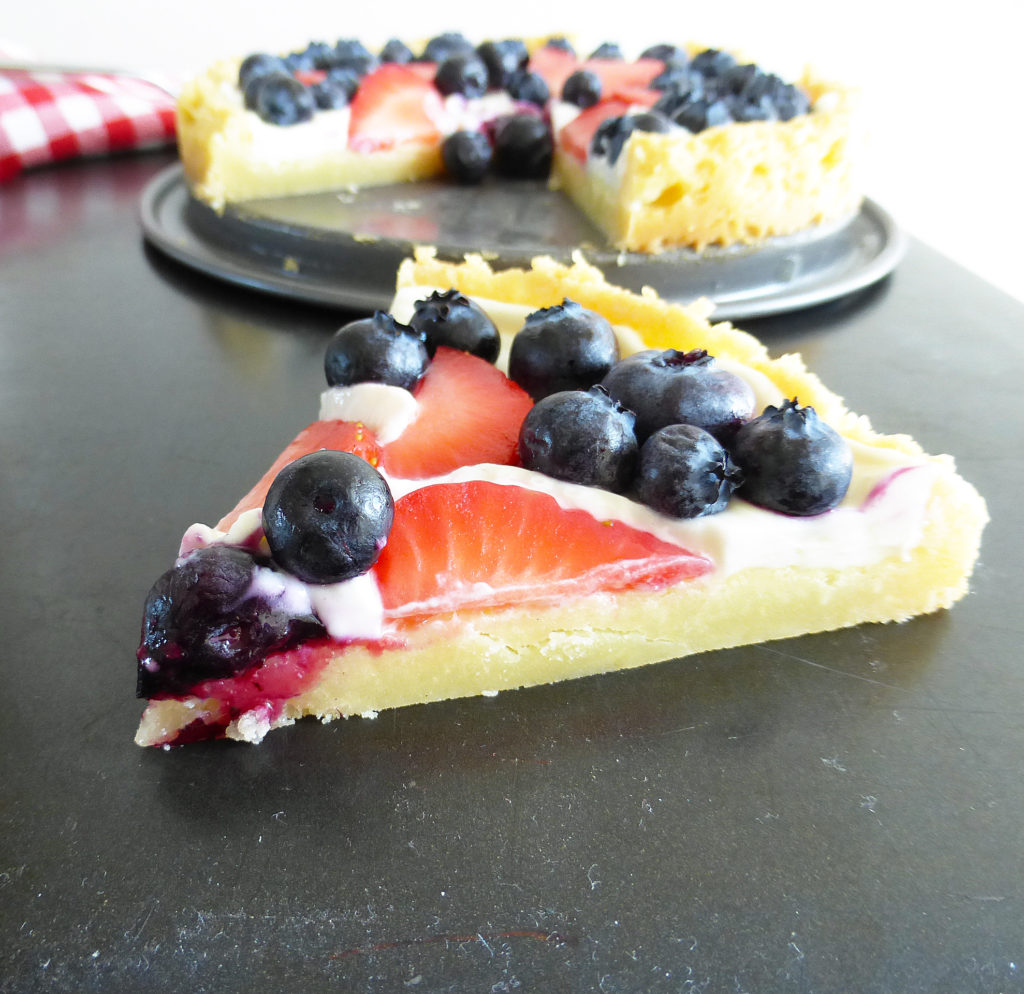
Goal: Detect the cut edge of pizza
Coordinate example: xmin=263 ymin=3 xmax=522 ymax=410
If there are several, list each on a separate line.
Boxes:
xmin=134 ymin=247 xmax=988 ymax=747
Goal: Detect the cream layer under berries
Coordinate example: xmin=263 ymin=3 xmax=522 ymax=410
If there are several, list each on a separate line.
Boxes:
xmin=134 ymin=254 xmax=986 ymax=747
xmin=177 ymin=32 xmax=858 ymax=250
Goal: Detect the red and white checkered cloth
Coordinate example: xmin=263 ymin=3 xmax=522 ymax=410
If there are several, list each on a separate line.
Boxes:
xmin=0 ymin=66 xmax=177 ymax=181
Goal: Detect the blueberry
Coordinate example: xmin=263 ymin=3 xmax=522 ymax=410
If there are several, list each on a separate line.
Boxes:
xmin=589 ymin=42 xmax=624 ymax=60
xmin=591 ymin=115 xmax=628 ymax=159
xmin=601 ymin=348 xmax=756 ymax=442
xmin=519 ymin=386 xmax=638 ymax=492
xmin=310 ymin=76 xmax=352 ymax=110
xmin=652 ymin=77 xmax=706 ymax=118
xmin=561 ymin=69 xmax=602 ymax=109
xmin=505 ymin=69 xmax=550 ymax=107
xmin=729 ymin=399 xmax=853 ymax=516
xmin=649 ymin=64 xmax=693 ymax=92
xmin=283 ymin=49 xmax=315 ymax=73
xmin=262 ymin=451 xmax=395 ymax=584
xmin=299 ymin=40 xmax=337 ymax=69
xmin=509 ymin=299 xmax=620 ymax=400
xmin=491 ymin=114 xmax=553 ymax=179
xmin=242 ymin=69 xmax=273 ymax=109
xmin=634 ymin=424 xmax=743 ymax=518
xmin=476 ymin=39 xmax=529 ymax=89
xmin=247 ymin=72 xmax=316 ymax=126
xmin=380 ymin=38 xmax=414 ymax=64
xmin=621 ymin=110 xmax=673 ymax=140
xmin=324 ymin=66 xmax=361 ymax=101
xmin=409 ymin=289 xmax=500 ymax=362
xmin=771 ymin=82 xmax=811 ymax=121
xmin=332 ymin=39 xmax=378 ymax=76
xmin=719 ymin=64 xmax=778 ymax=122
xmin=730 ymin=94 xmax=775 ymax=122
xmin=690 ymin=48 xmax=738 ymax=78
xmin=640 ymin=44 xmax=689 ymax=69
xmin=721 ymin=63 xmax=762 ymax=96
xmin=543 ymin=37 xmax=576 ymax=56
xmin=672 ymin=96 xmax=733 ymax=132
xmin=136 ymin=545 xmax=325 ymax=697
xmin=238 ymin=53 xmax=289 ymax=92
xmin=591 ymin=111 xmax=672 ymax=164
xmin=324 ymin=311 xmax=429 ymax=390
xmin=421 ymin=32 xmax=476 ymax=63
xmin=434 ymin=53 xmax=489 ymax=98
xmin=441 ymin=130 xmax=493 ymax=184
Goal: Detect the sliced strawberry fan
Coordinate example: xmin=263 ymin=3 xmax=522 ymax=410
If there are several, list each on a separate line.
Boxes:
xmin=347 ymin=64 xmax=445 ymax=152
xmin=376 ymin=480 xmax=713 ymax=619
xmin=381 ymin=346 xmax=533 ymax=478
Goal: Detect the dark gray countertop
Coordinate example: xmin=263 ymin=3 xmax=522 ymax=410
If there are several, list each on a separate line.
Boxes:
xmin=1 ymin=152 xmax=1021 ymax=994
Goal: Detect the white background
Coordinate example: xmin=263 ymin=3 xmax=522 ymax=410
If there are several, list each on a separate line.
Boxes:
xmin=5 ymin=0 xmax=1023 ymax=303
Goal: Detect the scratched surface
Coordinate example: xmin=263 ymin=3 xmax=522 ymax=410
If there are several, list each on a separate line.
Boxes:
xmin=1 ymin=152 xmax=1022 ymax=994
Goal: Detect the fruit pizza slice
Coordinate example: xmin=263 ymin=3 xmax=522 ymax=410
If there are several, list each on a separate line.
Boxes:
xmin=134 ymin=250 xmax=987 ymax=747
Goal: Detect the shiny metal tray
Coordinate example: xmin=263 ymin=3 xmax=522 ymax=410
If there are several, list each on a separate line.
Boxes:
xmin=140 ymin=163 xmax=905 ymax=319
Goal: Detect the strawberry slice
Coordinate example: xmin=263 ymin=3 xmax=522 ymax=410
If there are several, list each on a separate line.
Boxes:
xmin=381 ymin=346 xmax=533 ymax=479
xmin=218 ymin=421 xmax=383 ymax=531
xmin=530 ymin=49 xmax=664 ymax=104
xmin=403 ymin=61 xmax=439 ymax=83
xmin=348 ymin=64 xmax=445 ymax=152
xmin=558 ymin=91 xmax=663 ymax=162
xmin=527 ymin=45 xmax=580 ymax=96
xmin=600 ymin=85 xmax=661 ymax=108
xmin=375 ymin=481 xmax=713 ymax=617
xmin=559 ymin=98 xmax=632 ymax=161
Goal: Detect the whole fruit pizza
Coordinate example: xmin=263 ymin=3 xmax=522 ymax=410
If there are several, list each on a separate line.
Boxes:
xmin=134 ymin=249 xmax=987 ymax=747
xmin=177 ymin=32 xmax=862 ymax=251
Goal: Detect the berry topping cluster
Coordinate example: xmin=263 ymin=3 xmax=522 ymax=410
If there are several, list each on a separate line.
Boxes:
xmin=591 ymin=112 xmax=672 ymax=164
xmin=508 ymin=297 xmax=851 ymax=521
xmin=584 ymin=48 xmax=810 ymax=164
xmin=235 ymin=33 xmax=812 ymax=182
xmin=239 ymin=40 xmax=379 ymax=125
xmin=137 ymin=291 xmax=507 ymax=698
xmin=137 ymin=289 xmax=850 ymax=699
xmin=136 ymin=545 xmax=325 ymax=697
xmin=649 ymin=50 xmax=811 ymax=132
xmin=443 ymin=112 xmax=556 ymax=184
